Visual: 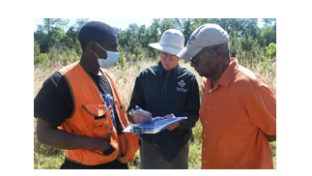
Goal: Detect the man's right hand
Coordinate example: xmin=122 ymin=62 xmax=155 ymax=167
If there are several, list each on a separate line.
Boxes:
xmin=133 ymin=109 xmax=152 ymax=124
xmin=36 ymin=118 xmax=110 ymax=151
xmin=93 ymin=137 xmax=111 ymax=152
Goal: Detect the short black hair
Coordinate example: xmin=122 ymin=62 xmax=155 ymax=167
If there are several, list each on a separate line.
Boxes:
xmin=78 ymin=21 xmax=117 ymax=51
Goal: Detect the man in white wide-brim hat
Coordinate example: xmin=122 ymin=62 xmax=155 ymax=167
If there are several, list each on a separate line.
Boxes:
xmin=149 ymin=29 xmax=185 ymax=71
xmin=127 ymin=29 xmax=200 ymax=169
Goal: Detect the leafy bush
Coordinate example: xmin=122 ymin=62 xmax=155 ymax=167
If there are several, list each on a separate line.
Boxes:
xmin=138 ymin=53 xmax=145 ymax=61
xmin=34 ymin=41 xmax=41 ymax=57
xmin=130 ymin=54 xmax=137 ymax=61
xmin=34 ymin=53 xmax=49 ymax=65
xmin=260 ymin=56 xmax=271 ymax=70
xmin=266 ymin=43 xmax=276 ymax=59
xmin=69 ymin=50 xmax=80 ymax=62
xmin=59 ymin=55 xmax=70 ymax=66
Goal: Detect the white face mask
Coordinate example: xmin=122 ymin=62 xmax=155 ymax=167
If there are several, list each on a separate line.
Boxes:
xmin=94 ymin=42 xmax=120 ymax=68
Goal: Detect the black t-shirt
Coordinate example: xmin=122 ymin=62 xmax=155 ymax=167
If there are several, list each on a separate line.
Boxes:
xmin=34 ymin=70 xmax=125 ymax=169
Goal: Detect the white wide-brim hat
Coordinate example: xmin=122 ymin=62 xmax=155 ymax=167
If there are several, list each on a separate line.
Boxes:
xmin=149 ymin=29 xmax=185 ymax=55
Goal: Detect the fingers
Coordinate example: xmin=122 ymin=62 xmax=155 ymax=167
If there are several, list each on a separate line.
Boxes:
xmin=143 ymin=116 xmax=152 ymax=123
xmin=166 ymin=121 xmax=180 ymax=131
xmin=133 ymin=116 xmax=141 ymax=124
xmin=133 ymin=110 xmax=152 ymax=123
xmin=166 ymin=125 xmax=175 ymax=131
xmin=135 ymin=110 xmax=152 ymax=117
xmin=140 ymin=109 xmax=152 ymax=116
xmin=133 ymin=115 xmax=144 ymax=124
xmin=164 ymin=113 xmax=175 ymax=119
xmin=166 ymin=126 xmax=173 ymax=131
xmin=134 ymin=117 xmax=151 ymax=124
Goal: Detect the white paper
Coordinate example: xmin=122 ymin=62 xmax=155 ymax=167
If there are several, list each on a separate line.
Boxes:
xmin=123 ymin=116 xmax=187 ymax=134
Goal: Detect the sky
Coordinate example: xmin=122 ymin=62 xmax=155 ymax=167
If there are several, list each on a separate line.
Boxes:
xmin=34 ymin=18 xmax=264 ymax=32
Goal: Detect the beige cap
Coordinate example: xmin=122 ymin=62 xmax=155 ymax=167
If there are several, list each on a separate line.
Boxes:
xmin=177 ymin=23 xmax=229 ymax=59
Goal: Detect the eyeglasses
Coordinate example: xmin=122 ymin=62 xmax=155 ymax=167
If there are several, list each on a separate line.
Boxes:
xmin=159 ymin=52 xmax=178 ymax=61
xmin=190 ymin=47 xmax=217 ymax=65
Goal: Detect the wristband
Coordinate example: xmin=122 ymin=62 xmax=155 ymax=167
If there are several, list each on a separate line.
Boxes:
xmin=128 ymin=105 xmax=142 ymax=116
xmin=103 ymin=144 xmax=116 ymax=155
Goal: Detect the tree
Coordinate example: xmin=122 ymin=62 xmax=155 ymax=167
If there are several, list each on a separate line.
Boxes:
xmin=35 ymin=18 xmax=70 ymax=53
xmin=64 ymin=27 xmax=76 ymax=44
xmin=59 ymin=19 xmax=70 ymax=31
xmin=49 ymin=28 xmax=66 ymax=43
xmin=43 ymin=18 xmax=62 ymax=33
xmin=34 ymin=25 xmax=47 ymax=52
xmin=208 ymin=18 xmax=221 ymax=25
xmin=160 ymin=18 xmax=174 ymax=34
xmin=262 ymin=18 xmax=276 ymax=27
xmin=220 ymin=18 xmax=231 ymax=34
xmin=257 ymin=26 xmax=276 ymax=47
xmin=37 ymin=27 xmax=66 ymax=53
xmin=34 ymin=41 xmax=40 ymax=57
xmin=229 ymin=31 xmax=243 ymax=58
xmin=74 ymin=18 xmax=89 ymax=31
xmin=240 ymin=32 xmax=253 ymax=61
xmin=33 ymin=18 xmax=275 ymax=67
xmin=138 ymin=24 xmax=148 ymax=47
xmin=242 ymin=18 xmax=259 ymax=40
xmin=147 ymin=18 xmax=161 ymax=58
xmin=193 ymin=18 xmax=210 ymax=27
xmin=181 ymin=18 xmax=193 ymax=46
xmin=149 ymin=18 xmax=161 ymax=43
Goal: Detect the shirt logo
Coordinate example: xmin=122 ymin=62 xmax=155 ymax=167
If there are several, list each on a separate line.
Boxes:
xmin=178 ymin=80 xmax=186 ymax=88
xmin=176 ymin=87 xmax=188 ymax=92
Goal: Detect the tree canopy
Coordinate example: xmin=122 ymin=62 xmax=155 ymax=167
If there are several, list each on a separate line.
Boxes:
xmin=34 ymin=18 xmax=276 ymax=68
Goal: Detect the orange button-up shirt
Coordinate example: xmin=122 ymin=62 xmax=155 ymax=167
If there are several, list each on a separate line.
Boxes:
xmin=200 ymin=58 xmax=276 ymax=169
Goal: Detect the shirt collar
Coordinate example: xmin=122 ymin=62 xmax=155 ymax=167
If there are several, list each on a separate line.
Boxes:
xmin=156 ymin=61 xmax=180 ymax=77
xmin=215 ymin=58 xmax=239 ymax=88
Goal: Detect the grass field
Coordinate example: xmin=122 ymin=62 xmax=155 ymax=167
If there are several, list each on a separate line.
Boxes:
xmin=34 ymin=59 xmax=276 ymax=169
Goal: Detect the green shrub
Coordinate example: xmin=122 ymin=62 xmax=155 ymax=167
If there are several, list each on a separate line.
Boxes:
xmin=130 ymin=54 xmax=137 ymax=61
xmin=266 ymin=43 xmax=276 ymax=58
xmin=261 ymin=56 xmax=271 ymax=70
xmin=138 ymin=53 xmax=145 ymax=61
xmin=34 ymin=53 xmax=49 ymax=65
xmin=70 ymin=50 xmax=79 ymax=62
xmin=59 ymin=55 xmax=70 ymax=66
xmin=117 ymin=57 xmax=127 ymax=68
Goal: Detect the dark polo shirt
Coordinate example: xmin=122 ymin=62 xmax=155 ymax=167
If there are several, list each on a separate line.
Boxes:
xmin=127 ymin=61 xmax=200 ymax=162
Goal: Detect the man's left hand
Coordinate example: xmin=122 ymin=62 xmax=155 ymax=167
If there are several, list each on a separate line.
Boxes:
xmin=164 ymin=113 xmax=180 ymax=131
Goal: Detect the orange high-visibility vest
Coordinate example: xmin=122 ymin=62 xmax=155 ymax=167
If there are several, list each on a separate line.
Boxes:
xmin=58 ymin=61 xmax=139 ymax=166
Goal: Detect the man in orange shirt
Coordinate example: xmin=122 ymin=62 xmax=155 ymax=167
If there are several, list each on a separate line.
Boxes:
xmin=177 ymin=24 xmax=276 ymax=169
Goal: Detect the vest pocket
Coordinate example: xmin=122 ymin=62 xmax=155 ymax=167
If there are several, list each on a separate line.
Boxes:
xmin=81 ymin=103 xmax=125 ymax=163
xmin=82 ymin=103 xmax=112 ymax=139
xmin=92 ymin=133 xmax=120 ymax=164
xmin=82 ymin=104 xmax=106 ymax=117
xmin=107 ymin=137 xmax=119 ymax=156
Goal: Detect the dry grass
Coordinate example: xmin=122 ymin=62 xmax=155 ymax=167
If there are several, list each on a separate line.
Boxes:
xmin=251 ymin=61 xmax=276 ymax=96
xmin=34 ymin=64 xmax=59 ymax=97
xmin=107 ymin=60 xmax=157 ymax=108
xmin=34 ymin=58 xmax=276 ymax=169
